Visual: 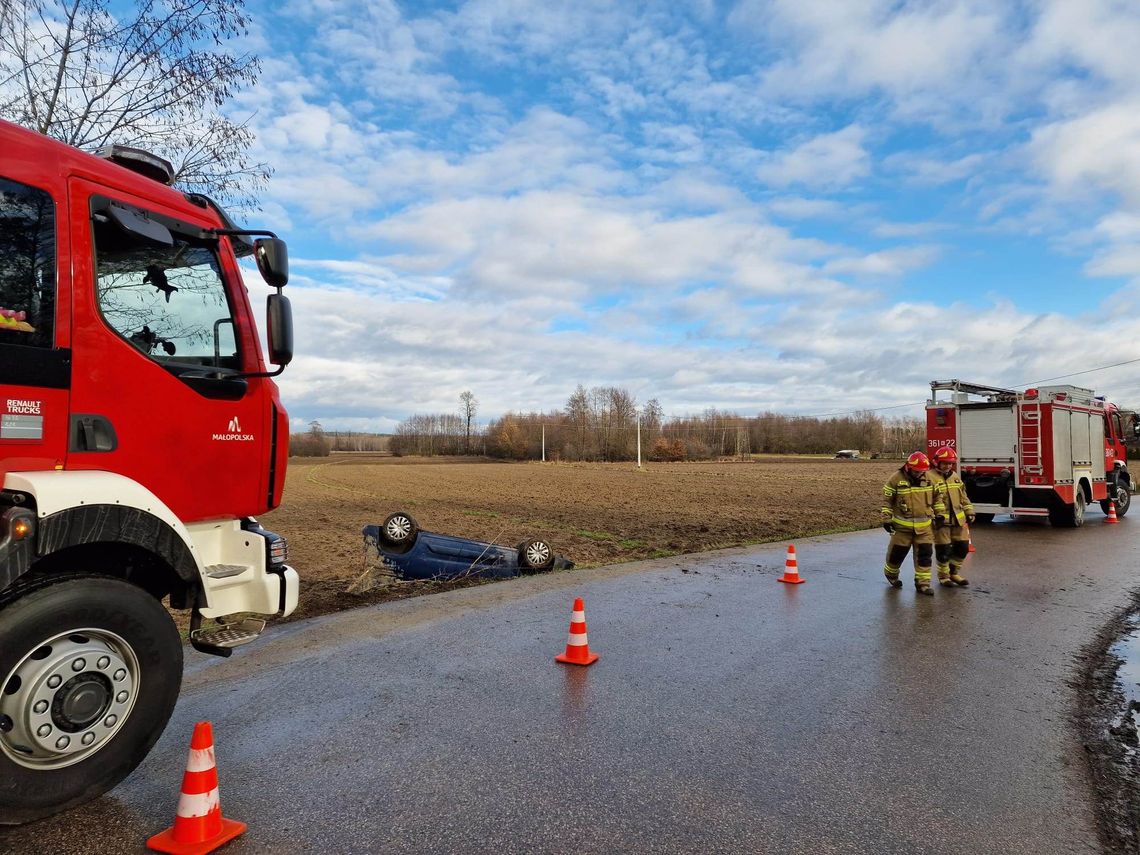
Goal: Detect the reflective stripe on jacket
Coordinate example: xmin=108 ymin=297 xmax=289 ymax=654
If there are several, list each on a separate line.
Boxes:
xmin=930 ymin=469 xmax=974 ymax=525
xmin=881 ymin=468 xmax=942 ymax=529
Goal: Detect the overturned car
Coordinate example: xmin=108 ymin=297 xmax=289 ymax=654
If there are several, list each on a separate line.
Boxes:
xmin=362 ymin=512 xmax=574 ymax=581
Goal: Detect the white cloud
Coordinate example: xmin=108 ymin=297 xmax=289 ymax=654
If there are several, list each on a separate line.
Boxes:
xmin=1021 ymin=0 xmax=1140 ymax=92
xmin=1030 ymin=101 xmax=1140 ymax=209
xmin=1085 ymin=246 xmax=1140 ymax=278
xmin=735 ymin=0 xmax=1012 ymax=121
xmin=222 ymin=0 xmax=1140 ymax=429
xmin=756 ymin=126 xmax=870 ymax=190
xmin=884 ymin=152 xmax=987 ymax=187
xmin=765 ymin=197 xmax=848 ymax=220
xmin=822 ymin=246 xmax=942 ymax=278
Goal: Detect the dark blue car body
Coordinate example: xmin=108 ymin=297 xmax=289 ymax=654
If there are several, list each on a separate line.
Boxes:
xmin=362 ymin=524 xmax=573 ymax=581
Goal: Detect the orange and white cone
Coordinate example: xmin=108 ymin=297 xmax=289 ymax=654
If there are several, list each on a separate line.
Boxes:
xmin=1105 ymin=500 xmax=1120 ymax=524
xmin=778 ymin=544 xmax=805 ymax=584
xmin=968 ymin=538 xmax=976 ymax=553
xmin=555 ymin=597 xmax=599 ymax=666
xmin=147 ymin=721 xmax=246 ymax=855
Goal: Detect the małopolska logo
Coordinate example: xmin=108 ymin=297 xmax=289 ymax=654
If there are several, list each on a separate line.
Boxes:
xmin=213 ymin=415 xmax=255 ymax=442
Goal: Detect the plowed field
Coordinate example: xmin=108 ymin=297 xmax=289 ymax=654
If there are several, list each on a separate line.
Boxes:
xmin=260 ymin=454 xmax=898 ymax=620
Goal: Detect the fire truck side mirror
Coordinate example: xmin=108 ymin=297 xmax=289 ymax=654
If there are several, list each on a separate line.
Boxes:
xmin=255 ymin=238 xmax=289 ymax=289
xmin=267 ymin=293 xmax=293 ymax=367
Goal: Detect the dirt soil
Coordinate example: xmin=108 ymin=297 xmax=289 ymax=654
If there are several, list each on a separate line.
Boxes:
xmin=259 ymin=454 xmax=897 ymax=621
xmin=1076 ymin=593 xmax=1140 ymax=854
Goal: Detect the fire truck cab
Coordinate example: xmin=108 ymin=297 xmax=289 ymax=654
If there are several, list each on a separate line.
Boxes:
xmin=0 ymin=119 xmax=297 ymax=823
xmin=926 ymin=379 xmax=1135 ymax=527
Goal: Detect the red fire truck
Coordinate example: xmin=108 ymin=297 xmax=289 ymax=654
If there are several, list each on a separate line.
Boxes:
xmin=0 ymin=119 xmax=298 ymax=823
xmin=926 ymin=379 xmax=1136 ymax=527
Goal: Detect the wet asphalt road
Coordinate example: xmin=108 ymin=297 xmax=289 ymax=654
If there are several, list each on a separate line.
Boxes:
xmin=3 ymin=516 xmax=1139 ymax=855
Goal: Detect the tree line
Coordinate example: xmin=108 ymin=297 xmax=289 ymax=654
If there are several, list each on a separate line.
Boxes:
xmin=381 ymin=385 xmax=925 ymax=461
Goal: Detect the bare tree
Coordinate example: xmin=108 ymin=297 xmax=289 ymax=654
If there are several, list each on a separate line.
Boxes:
xmin=459 ymin=390 xmax=477 ymax=454
xmin=642 ymin=398 xmax=664 ymax=435
xmin=0 ymin=0 xmax=270 ymax=209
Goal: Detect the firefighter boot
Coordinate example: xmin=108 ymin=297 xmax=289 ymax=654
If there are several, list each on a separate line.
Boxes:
xmin=915 ymin=581 xmax=934 ymax=596
xmin=884 ymin=569 xmax=903 ymax=589
xmin=938 ymin=566 xmax=954 ymax=588
xmin=949 ymin=566 xmax=969 ymax=587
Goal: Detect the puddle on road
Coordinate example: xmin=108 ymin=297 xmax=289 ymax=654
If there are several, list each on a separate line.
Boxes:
xmin=1110 ymin=611 xmax=1140 ymax=753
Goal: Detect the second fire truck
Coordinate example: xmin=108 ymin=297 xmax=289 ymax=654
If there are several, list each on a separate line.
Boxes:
xmin=926 ymin=379 xmax=1136 ymax=527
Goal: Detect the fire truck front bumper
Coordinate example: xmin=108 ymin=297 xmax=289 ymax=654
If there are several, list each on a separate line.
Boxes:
xmin=274 ymin=565 xmax=300 ymax=617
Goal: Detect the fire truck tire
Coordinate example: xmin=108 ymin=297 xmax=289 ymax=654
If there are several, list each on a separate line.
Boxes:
xmin=0 ymin=575 xmax=182 ymax=825
xmin=1049 ymin=491 xmax=1086 ymax=528
xmin=972 ymin=513 xmax=995 ymax=524
xmin=1099 ymin=482 xmax=1131 ymax=518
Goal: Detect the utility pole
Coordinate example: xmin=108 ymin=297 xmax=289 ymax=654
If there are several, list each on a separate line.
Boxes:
xmin=637 ymin=412 xmax=642 ymax=468
xmin=542 ymin=424 xmax=546 ymax=463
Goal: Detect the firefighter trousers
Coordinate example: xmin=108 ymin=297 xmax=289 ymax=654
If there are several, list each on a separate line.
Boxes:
xmin=884 ymin=526 xmax=934 ymax=586
xmin=934 ymin=523 xmax=970 ymax=581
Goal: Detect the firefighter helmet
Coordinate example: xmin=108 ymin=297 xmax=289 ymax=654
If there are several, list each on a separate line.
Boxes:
xmin=906 ymin=451 xmax=931 ymax=471
xmin=933 ymin=446 xmax=957 ymax=465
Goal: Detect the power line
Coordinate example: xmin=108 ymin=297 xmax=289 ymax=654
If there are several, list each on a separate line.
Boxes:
xmin=804 ymin=356 xmax=1140 ymax=420
xmin=1015 ymin=356 xmax=1140 ymax=388
xmin=802 ymin=401 xmax=924 ymax=418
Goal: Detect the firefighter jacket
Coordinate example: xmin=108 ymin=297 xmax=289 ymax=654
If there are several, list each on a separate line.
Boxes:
xmin=881 ymin=468 xmax=942 ymax=531
xmin=930 ymin=469 xmax=974 ymax=526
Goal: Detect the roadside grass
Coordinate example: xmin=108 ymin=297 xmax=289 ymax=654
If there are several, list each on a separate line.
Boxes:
xmin=576 ymin=529 xmax=615 ymax=541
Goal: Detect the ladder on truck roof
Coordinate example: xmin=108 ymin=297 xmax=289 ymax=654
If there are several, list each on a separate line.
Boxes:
xmin=930 ymin=379 xmax=1017 ymax=400
xmin=1018 ymin=399 xmax=1043 ymax=474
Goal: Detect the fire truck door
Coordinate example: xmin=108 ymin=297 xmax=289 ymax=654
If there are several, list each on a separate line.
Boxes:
xmin=65 ymin=179 xmax=269 ymax=522
xmin=0 ymin=173 xmax=70 ymax=473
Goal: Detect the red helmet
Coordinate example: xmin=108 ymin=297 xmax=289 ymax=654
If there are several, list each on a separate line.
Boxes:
xmin=906 ymin=451 xmax=930 ymax=471
xmin=933 ymin=446 xmax=957 ymax=465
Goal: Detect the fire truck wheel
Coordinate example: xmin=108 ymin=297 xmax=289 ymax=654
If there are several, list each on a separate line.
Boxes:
xmin=0 ymin=575 xmax=182 ymax=825
xmin=1049 ymin=491 xmax=1086 ymax=528
xmin=972 ymin=513 xmax=995 ymax=525
xmin=1099 ymin=482 xmax=1131 ymax=518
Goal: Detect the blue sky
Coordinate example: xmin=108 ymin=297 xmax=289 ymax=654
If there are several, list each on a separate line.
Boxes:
xmin=227 ymin=0 xmax=1140 ymax=432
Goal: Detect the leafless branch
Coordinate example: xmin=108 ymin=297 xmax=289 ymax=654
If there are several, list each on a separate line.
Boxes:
xmin=0 ymin=0 xmax=270 ymax=208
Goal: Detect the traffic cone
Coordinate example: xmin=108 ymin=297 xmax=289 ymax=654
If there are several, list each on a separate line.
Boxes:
xmin=147 ymin=721 xmax=246 ymax=855
xmin=778 ymin=544 xmax=805 ymax=584
xmin=555 ymin=597 xmax=599 ymax=666
xmin=968 ymin=538 xmax=976 ymax=553
xmin=1105 ymin=500 xmax=1120 ymax=524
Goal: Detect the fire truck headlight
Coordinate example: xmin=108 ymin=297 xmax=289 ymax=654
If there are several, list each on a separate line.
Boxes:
xmin=268 ymin=537 xmax=289 ymax=565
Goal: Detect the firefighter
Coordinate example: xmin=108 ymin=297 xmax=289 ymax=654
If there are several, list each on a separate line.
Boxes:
xmin=881 ymin=451 xmax=943 ymax=595
xmin=930 ymin=445 xmax=974 ymax=586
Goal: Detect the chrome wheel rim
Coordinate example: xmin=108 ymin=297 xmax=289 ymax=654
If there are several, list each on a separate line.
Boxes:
xmin=0 ymin=629 xmax=139 ymax=770
xmin=525 ymin=541 xmax=551 ymax=567
xmin=385 ymin=516 xmax=412 ymax=541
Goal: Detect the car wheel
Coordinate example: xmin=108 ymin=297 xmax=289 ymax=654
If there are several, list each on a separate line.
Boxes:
xmin=1100 ymin=481 xmax=1131 ymax=518
xmin=381 ymin=512 xmax=419 ymax=548
xmin=518 ymin=539 xmax=555 ymax=572
xmin=0 ymin=576 xmax=183 ymax=825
